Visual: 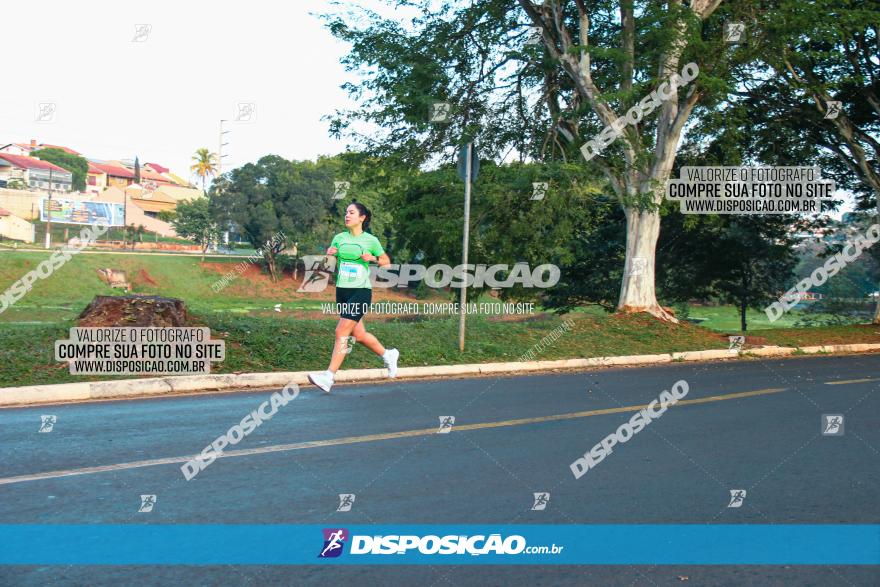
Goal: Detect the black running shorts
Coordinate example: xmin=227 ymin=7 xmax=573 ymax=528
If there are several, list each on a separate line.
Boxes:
xmin=335 ymin=287 xmax=372 ymax=322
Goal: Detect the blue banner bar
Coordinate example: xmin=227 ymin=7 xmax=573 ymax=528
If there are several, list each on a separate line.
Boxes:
xmin=1 ymin=525 xmax=877 ymax=565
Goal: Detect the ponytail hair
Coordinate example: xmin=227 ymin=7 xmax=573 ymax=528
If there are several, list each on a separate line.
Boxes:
xmin=351 ymin=200 xmax=372 ymax=233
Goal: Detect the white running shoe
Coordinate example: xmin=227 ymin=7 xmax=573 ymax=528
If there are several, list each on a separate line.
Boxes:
xmin=383 ymin=348 xmax=400 ymax=378
xmin=308 ymin=370 xmax=334 ymax=393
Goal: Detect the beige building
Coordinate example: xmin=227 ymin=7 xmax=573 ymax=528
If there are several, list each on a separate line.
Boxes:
xmin=152 ymin=184 xmax=205 ymax=203
xmin=93 ymin=187 xmax=178 ymax=237
xmin=85 ymin=163 xmax=108 ymax=194
xmin=124 ymin=184 xmax=178 ymax=215
xmin=89 ymin=162 xmax=135 ymax=189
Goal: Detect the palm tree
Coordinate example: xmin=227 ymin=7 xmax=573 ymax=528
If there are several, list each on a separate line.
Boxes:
xmin=190 ymin=148 xmax=218 ymax=192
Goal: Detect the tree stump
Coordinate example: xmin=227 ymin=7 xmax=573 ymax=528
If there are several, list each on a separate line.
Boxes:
xmin=77 ymin=295 xmax=188 ymax=327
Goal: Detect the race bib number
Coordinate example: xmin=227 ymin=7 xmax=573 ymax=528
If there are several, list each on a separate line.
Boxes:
xmin=339 ymin=261 xmax=365 ymax=286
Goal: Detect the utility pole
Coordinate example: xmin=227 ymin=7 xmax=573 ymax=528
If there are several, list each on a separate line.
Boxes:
xmin=123 ymin=170 xmax=128 ymax=245
xmin=44 ymin=169 xmax=53 ymax=249
xmin=218 ymin=119 xmax=231 ymax=243
xmin=218 ymin=119 xmax=230 ymax=179
xmin=458 ymin=142 xmax=474 ymax=352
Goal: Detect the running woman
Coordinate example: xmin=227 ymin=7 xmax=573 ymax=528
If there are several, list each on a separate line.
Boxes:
xmin=307 ymin=201 xmax=399 ymax=393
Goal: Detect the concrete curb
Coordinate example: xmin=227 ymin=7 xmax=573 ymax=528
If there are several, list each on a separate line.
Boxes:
xmin=2 ymin=343 xmax=879 ymax=407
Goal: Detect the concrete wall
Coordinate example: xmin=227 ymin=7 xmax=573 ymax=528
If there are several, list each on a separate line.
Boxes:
xmin=0 ymin=188 xmax=177 ymax=237
xmin=0 ymin=213 xmax=35 ymax=243
xmin=0 ymin=189 xmax=93 ymax=220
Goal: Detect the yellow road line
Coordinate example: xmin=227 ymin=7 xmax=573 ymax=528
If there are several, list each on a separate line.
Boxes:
xmin=825 ymin=378 xmax=879 ymax=386
xmin=0 ymin=386 xmax=788 ymax=486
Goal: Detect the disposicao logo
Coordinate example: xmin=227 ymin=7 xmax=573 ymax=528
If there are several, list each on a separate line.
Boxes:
xmin=319 ymin=528 xmax=348 ymax=558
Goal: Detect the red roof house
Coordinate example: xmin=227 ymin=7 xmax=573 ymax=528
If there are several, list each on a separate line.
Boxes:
xmin=0 ymin=153 xmax=68 ymax=173
xmin=89 ymin=162 xmax=135 ymax=189
xmin=90 ymin=162 xmax=136 ymax=179
xmin=139 ymin=169 xmax=173 ymax=185
xmin=0 ymin=153 xmax=73 ymax=191
xmin=144 ymin=162 xmax=169 ymax=174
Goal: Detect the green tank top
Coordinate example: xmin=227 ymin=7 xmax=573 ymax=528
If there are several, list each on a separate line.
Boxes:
xmin=330 ymin=231 xmax=385 ymax=289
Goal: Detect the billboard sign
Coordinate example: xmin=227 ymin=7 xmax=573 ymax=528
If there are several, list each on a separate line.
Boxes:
xmin=39 ymin=198 xmax=125 ymax=226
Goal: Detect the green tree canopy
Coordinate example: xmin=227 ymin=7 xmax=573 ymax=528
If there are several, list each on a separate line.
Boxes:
xmin=32 ymin=148 xmax=88 ymax=191
xmin=171 ymin=198 xmax=222 ymax=261
xmin=210 ymin=155 xmax=332 ymax=281
xmin=323 ymin=0 xmax=755 ymax=321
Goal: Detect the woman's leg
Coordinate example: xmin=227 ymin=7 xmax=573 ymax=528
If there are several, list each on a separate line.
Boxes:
xmin=328 ymin=318 xmax=358 ymax=373
xmin=352 ymin=319 xmax=385 ymax=357
xmin=354 ymin=317 xmax=398 ymax=378
xmin=311 ymin=290 xmax=397 ymax=391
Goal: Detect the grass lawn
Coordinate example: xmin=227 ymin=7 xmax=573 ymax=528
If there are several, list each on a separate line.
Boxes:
xmin=23 ymin=221 xmax=192 ymax=245
xmin=1 ymin=251 xmax=877 ymax=388
xmin=757 ymin=323 xmax=880 ymax=347
xmin=684 ymin=304 xmax=829 ymax=331
xmin=0 ymin=311 xmax=726 ymax=387
xmin=0 ymin=250 xmax=327 ymax=318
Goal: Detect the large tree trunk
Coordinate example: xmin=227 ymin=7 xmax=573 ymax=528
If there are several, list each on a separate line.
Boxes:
xmin=873 ymin=191 xmax=880 ymax=324
xmin=617 ymin=206 xmax=675 ymax=321
xmin=518 ymin=0 xmax=717 ymax=324
xmin=613 ymin=110 xmax=687 ymax=323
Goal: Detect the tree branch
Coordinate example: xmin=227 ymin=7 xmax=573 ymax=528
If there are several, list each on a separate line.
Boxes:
xmin=620 ymin=0 xmax=634 ymax=95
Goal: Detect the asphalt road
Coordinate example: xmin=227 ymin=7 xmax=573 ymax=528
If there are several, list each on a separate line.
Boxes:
xmin=1 ymin=354 xmax=878 ymax=586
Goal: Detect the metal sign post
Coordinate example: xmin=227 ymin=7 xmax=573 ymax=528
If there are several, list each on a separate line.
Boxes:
xmin=457 ymin=143 xmax=477 ymax=352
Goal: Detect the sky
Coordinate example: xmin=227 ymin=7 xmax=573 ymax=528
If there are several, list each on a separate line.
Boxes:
xmin=0 ymin=1 xmax=361 ymax=181
xmin=0 ymin=0 xmax=857 ymax=217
